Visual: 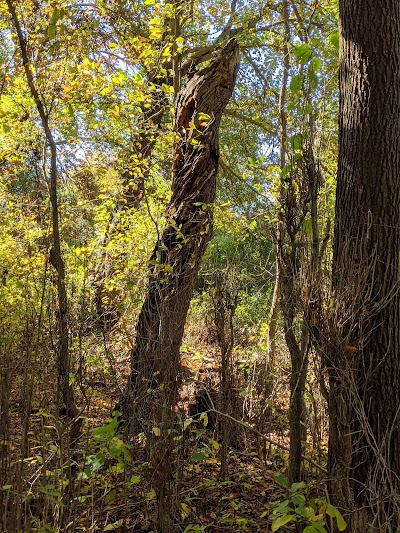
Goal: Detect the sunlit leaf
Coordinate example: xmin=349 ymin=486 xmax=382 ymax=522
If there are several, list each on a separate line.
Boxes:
xmin=328 ymin=31 xmax=339 ymax=50
xmin=335 ymin=509 xmax=347 ymax=531
xmin=104 ymin=519 xmax=124 ymax=530
xmin=290 ymin=75 xmax=305 ymax=93
xmin=294 ymin=43 xmax=314 ymax=64
xmin=271 ymin=514 xmax=294 ymax=531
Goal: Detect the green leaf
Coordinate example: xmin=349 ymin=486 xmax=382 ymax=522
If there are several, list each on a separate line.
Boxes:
xmin=274 ymin=499 xmax=291 ymax=514
xmin=303 ymin=527 xmax=322 ymax=533
xmin=50 ymin=7 xmax=65 ymax=24
xmin=328 ymin=31 xmax=339 ymax=50
xmin=86 ymin=453 xmax=104 ymax=472
xmin=184 ymin=525 xmax=206 ymax=533
xmin=92 ymin=425 xmax=110 ymax=436
xmin=309 ymin=524 xmax=328 ymax=533
xmin=271 ymin=514 xmax=294 ymax=531
xmin=47 ymin=25 xmax=56 ymax=39
xmin=190 ymin=451 xmax=208 ymax=462
xmin=290 ymin=75 xmax=305 ymax=93
xmin=292 ymin=493 xmax=306 ymax=505
xmin=294 ymin=44 xmax=314 ymax=64
xmin=308 ymin=67 xmax=318 ymax=89
xmin=335 ymin=509 xmax=347 ymax=531
xmin=275 ymin=473 xmax=290 ymax=489
xmin=311 ymin=57 xmax=322 ymax=72
xmin=290 ymin=133 xmax=303 ymax=151
xmin=104 ymin=519 xmax=124 ymax=530
xmin=34 ymin=411 xmax=55 ymax=419
xmin=92 ymin=413 xmax=119 ymax=437
xmin=326 ymin=503 xmax=337 ymax=518
xmin=303 ymin=218 xmax=313 ymax=236
xmin=200 ymin=412 xmax=208 ymax=427
xmin=310 ymin=499 xmax=317 ymax=513
xmin=209 ymin=438 xmax=220 ymax=450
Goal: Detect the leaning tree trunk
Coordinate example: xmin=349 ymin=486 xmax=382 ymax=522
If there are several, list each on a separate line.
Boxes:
xmin=120 ymin=38 xmax=239 ymax=532
xmin=328 ymin=2 xmax=400 ymax=531
xmin=122 ymin=37 xmax=239 ymax=427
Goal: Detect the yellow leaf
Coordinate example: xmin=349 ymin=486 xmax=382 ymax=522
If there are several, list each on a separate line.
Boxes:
xmin=180 ymin=502 xmax=191 ymax=517
xmin=200 ymin=412 xmax=208 ymax=427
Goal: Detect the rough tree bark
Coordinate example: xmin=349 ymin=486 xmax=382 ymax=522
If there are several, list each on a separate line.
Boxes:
xmin=278 ymin=229 xmax=309 ymax=484
xmin=121 ymin=36 xmax=238 ymax=412
xmin=328 ymin=2 xmax=400 ymax=531
xmin=119 ymin=38 xmax=238 ymax=532
xmin=279 ymin=143 xmax=323 ymax=485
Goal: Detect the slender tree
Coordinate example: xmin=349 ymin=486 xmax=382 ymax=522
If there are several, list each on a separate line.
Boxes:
xmin=6 ymin=0 xmax=79 ymax=429
xmin=328 ymin=1 xmax=400 ymax=530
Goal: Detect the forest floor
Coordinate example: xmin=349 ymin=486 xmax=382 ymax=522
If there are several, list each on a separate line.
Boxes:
xmin=4 ymin=325 xmax=328 ymax=533
xmin=70 ymin=330 xmax=327 ymax=532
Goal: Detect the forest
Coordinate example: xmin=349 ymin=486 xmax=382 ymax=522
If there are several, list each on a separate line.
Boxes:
xmin=1 ymin=0 xmax=399 ymax=532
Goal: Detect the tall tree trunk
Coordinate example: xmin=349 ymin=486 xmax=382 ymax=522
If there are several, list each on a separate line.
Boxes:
xmin=329 ymin=2 xmax=400 ymax=530
xmin=277 ymin=0 xmax=309 ymax=484
xmin=7 ymin=0 xmax=79 ymax=429
xmin=121 ymin=37 xmax=239 ymax=426
xmin=279 ymin=236 xmax=309 ymax=484
xmin=120 ymin=39 xmax=238 ymax=532
xmin=122 ymin=37 xmax=239 ymax=427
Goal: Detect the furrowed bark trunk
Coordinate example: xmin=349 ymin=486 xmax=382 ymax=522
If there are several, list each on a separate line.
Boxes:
xmin=277 ymin=0 xmax=309 ymax=484
xmin=121 ymin=37 xmax=239 ymax=429
xmin=328 ymin=2 xmax=400 ymax=530
xmin=120 ymin=38 xmax=239 ymax=532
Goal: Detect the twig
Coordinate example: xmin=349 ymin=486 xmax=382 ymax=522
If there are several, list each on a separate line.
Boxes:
xmin=203 ymin=390 xmax=327 ymax=474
